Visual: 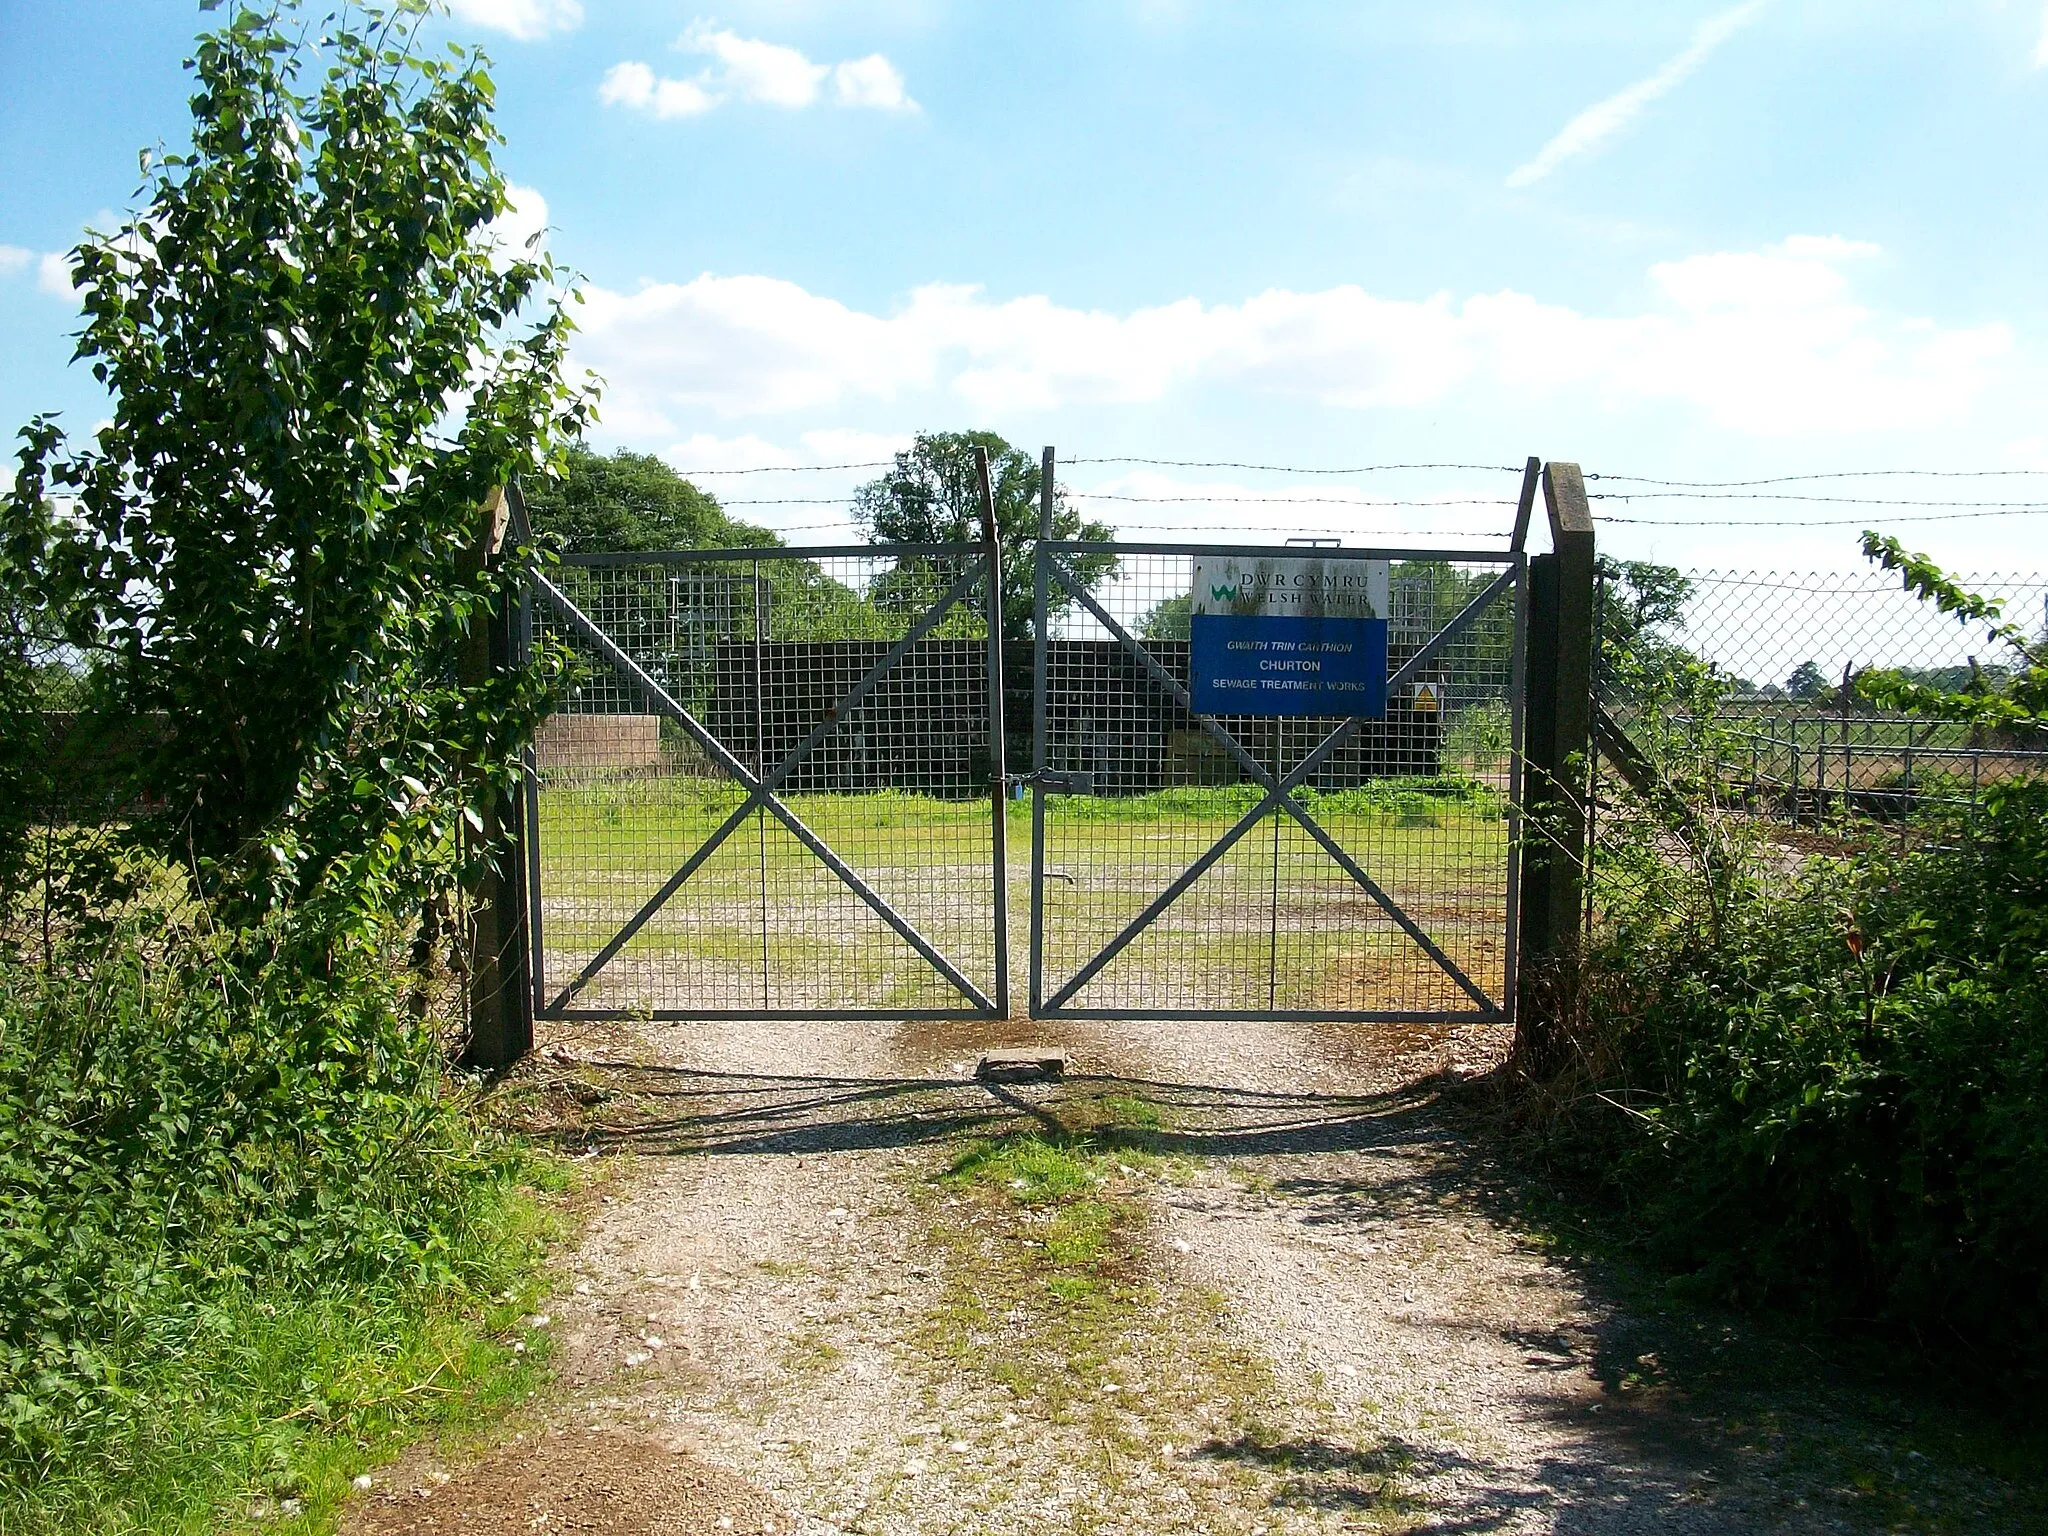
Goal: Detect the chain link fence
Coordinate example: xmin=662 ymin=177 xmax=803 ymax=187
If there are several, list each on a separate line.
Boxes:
xmin=1590 ymin=567 xmax=2048 ymax=918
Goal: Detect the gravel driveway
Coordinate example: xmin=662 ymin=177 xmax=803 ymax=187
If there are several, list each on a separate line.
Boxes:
xmin=346 ymin=1012 xmax=2033 ymax=1535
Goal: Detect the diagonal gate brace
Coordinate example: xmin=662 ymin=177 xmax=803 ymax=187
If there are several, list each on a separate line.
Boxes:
xmin=534 ymin=566 xmax=997 ymax=1013
xmin=1041 ymin=558 xmax=1519 ymax=1016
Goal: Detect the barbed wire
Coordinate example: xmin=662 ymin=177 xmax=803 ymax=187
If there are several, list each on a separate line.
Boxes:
xmin=1598 ymin=507 xmax=2048 ymax=527
xmin=1066 ymin=457 xmax=1526 ymax=475
xmin=1589 ymin=468 xmax=2048 ymax=488
xmin=1067 ymin=492 xmax=1517 ymax=509
xmin=1681 ymin=572 xmax=2048 ymax=594
xmin=671 ymin=461 xmax=893 ymax=476
xmin=1590 ymin=491 xmax=2048 ymax=509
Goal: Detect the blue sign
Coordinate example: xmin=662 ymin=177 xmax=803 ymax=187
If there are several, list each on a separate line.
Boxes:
xmin=1188 ymin=614 xmax=1389 ymax=717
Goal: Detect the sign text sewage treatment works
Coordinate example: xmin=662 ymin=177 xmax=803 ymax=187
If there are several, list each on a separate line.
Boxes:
xmin=1188 ymin=555 xmax=1390 ymax=717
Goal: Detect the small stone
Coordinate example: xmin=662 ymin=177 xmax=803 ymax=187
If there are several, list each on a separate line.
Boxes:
xmin=625 ymin=1350 xmax=651 ymax=1367
xmin=1171 ymin=1239 xmax=1191 ymax=1254
xmin=645 ymin=1336 xmax=665 ymax=1350
xmin=948 ymin=1439 xmax=970 ymax=1453
xmin=512 ymin=1341 xmax=526 ymax=1354
xmin=352 ymin=1474 xmax=373 ymax=1491
xmin=904 ymin=1457 xmax=928 ymax=1476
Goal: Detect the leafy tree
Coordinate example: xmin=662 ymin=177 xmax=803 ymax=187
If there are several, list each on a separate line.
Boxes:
xmin=852 ymin=431 xmax=1114 ymax=640
xmin=1786 ymin=660 xmax=1830 ymax=701
xmin=1596 ymin=559 xmax=1697 ymax=699
xmin=522 ymin=444 xmax=774 ymax=553
xmin=3 ymin=0 xmax=591 ymax=926
xmin=1141 ymin=592 xmax=1192 ymax=641
xmin=1852 ymin=532 xmax=2047 ymax=733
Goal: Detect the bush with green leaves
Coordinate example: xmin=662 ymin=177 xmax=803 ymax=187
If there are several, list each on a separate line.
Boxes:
xmin=0 ymin=922 xmax=521 ymax=1475
xmin=1527 ymin=541 xmax=2048 ymax=1387
xmin=0 ymin=0 xmax=587 ymax=1514
xmin=3 ymin=0 xmax=590 ymax=932
xmin=1571 ymin=783 xmax=2048 ymax=1375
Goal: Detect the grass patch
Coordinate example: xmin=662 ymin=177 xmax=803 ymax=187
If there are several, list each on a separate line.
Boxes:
xmin=0 ymin=1156 xmax=569 ymax=1536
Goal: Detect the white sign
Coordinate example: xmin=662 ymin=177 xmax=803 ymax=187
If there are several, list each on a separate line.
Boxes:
xmin=1190 ymin=556 xmax=1390 ymax=621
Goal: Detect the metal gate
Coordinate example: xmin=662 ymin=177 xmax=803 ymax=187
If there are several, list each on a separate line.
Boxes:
xmin=1026 ymin=539 xmax=1526 ymax=1021
xmin=527 ymin=541 xmax=1010 ymax=1020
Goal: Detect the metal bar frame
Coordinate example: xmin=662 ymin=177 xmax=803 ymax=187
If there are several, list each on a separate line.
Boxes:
xmin=1031 ymin=545 xmax=1524 ymax=1022
xmin=974 ymin=446 xmax=1012 ymax=1017
xmin=532 ymin=563 xmax=1002 ymax=1018
xmin=559 ymin=543 xmax=963 ymax=567
xmin=1029 ymin=448 xmax=1055 ymax=1017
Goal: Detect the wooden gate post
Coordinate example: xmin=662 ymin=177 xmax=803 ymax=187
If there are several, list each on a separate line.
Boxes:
xmin=1516 ymin=463 xmax=1595 ymax=1036
xmin=461 ymin=484 xmax=535 ymax=1069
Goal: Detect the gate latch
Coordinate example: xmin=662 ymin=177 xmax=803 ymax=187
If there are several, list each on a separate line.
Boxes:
xmin=1016 ymin=770 xmax=1095 ymax=794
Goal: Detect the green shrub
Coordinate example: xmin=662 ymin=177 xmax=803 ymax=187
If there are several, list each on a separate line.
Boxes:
xmin=0 ymin=922 xmax=524 ymax=1483
xmin=1554 ymin=781 xmax=2048 ymax=1381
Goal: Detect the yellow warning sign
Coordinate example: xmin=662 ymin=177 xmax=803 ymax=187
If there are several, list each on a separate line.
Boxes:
xmin=1412 ymin=682 xmax=1441 ymax=713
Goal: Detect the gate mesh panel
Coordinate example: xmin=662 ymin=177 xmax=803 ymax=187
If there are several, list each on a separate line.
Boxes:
xmin=533 ymin=550 xmax=1000 ymax=1016
xmin=1035 ymin=547 xmax=1519 ymax=1018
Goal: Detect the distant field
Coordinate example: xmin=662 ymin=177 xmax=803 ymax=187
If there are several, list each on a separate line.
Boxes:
xmin=534 ymin=777 xmax=1510 ymax=1017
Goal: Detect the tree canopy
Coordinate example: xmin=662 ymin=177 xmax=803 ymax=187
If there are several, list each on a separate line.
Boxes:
xmin=853 ymin=431 xmax=1113 ymax=640
xmin=523 ymin=444 xmax=775 ymax=553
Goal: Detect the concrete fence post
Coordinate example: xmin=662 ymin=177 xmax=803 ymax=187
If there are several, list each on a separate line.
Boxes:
xmin=460 ymin=483 xmax=535 ymax=1069
xmin=1515 ymin=463 xmax=1595 ymax=1049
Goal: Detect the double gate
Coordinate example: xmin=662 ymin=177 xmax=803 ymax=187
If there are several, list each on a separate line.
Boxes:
xmin=526 ymin=536 xmax=1524 ymax=1023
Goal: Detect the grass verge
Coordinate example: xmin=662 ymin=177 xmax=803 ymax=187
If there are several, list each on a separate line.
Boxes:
xmin=0 ymin=1154 xmax=571 ymax=1536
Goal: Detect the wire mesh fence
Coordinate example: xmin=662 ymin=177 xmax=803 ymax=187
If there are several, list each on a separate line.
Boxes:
xmin=530 ymin=547 xmax=1006 ymax=1018
xmin=1590 ymin=566 xmax=2048 ymax=917
xmin=1031 ymin=543 xmax=1522 ymax=1019
xmin=2 ymin=631 xmax=163 ymax=962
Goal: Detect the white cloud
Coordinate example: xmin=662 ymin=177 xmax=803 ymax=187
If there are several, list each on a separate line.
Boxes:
xmin=800 ymin=427 xmax=914 ymax=462
xmin=37 ymin=252 xmax=77 ymax=296
xmin=661 ymin=433 xmax=802 ymax=471
xmin=445 ymin=0 xmax=583 ymax=41
xmin=486 ymin=183 xmax=552 ymax=264
xmin=831 ymin=54 xmax=915 ymax=111
xmin=1507 ymin=0 xmax=1768 ymax=188
xmin=0 ymin=245 xmax=30 ymax=276
xmin=599 ymin=62 xmax=717 ymax=118
xmin=574 ymin=236 xmax=2009 ymax=439
xmin=685 ymin=25 xmax=829 ymax=107
xmin=600 ymin=26 xmax=917 ymax=119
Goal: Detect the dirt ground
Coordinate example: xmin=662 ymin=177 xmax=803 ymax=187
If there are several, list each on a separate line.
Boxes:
xmin=343 ymin=1014 xmax=2037 ymax=1536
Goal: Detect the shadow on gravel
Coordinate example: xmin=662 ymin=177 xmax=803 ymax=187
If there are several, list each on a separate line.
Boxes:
xmin=1192 ymin=1430 xmax=1748 ymax=1533
xmin=501 ymin=1052 xmax=1458 ymax=1162
xmin=497 ymin=1052 xmax=2042 ymax=1530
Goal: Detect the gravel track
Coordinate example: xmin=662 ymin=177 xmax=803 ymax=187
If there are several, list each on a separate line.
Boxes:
xmin=347 ymin=1012 xmax=2032 ymax=1534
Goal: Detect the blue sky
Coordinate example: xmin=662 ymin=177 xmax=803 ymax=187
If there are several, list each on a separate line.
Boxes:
xmin=6 ymin=0 xmax=2048 ymax=571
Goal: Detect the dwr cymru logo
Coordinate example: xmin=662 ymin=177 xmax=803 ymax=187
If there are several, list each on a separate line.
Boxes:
xmin=1208 ymin=583 xmax=1239 ymax=602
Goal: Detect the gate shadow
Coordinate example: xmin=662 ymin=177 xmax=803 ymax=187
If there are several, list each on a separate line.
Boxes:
xmin=501 ymin=1056 xmax=1462 ymax=1166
